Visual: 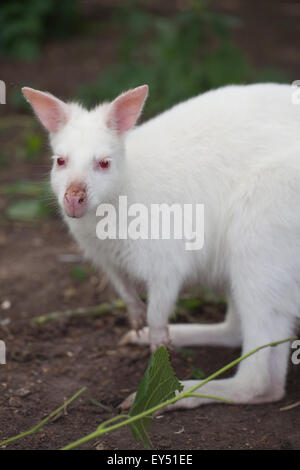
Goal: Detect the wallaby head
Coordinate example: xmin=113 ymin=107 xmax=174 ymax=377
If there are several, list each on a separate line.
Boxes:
xmin=22 ymin=85 xmax=149 ymax=218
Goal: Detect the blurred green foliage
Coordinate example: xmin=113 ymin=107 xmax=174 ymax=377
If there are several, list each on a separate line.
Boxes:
xmin=190 ymin=365 xmax=206 ymax=379
xmin=23 ymin=133 xmax=44 ymax=161
xmin=10 ymin=87 xmax=35 ymax=111
xmin=71 ymin=265 xmax=95 ymax=281
xmin=77 ymin=0 xmax=285 ymax=117
xmin=0 ymin=0 xmax=79 ymax=60
xmin=71 ymin=266 xmax=88 ymax=281
xmin=6 ymin=198 xmax=51 ymax=221
xmin=1 ymin=180 xmax=56 ymax=222
xmin=0 ymin=152 xmax=9 ymax=168
xmin=0 ymin=180 xmax=47 ymax=197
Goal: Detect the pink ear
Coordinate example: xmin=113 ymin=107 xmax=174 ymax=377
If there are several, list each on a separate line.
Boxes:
xmin=22 ymin=87 xmax=68 ymax=133
xmin=106 ymin=85 xmax=149 ymax=134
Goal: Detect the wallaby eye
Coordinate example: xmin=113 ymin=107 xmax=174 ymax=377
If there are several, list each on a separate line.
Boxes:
xmin=57 ymin=156 xmax=66 ymax=167
xmin=98 ymin=158 xmax=111 ymax=170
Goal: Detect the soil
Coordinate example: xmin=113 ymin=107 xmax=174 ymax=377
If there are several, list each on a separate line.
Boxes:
xmin=0 ymin=0 xmax=300 ymax=451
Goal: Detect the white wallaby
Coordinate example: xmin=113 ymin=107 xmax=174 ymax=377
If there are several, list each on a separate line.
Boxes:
xmin=23 ymin=83 xmax=299 ymax=410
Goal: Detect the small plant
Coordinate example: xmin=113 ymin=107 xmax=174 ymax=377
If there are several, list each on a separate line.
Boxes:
xmin=61 ymin=337 xmax=296 ymax=449
xmin=0 ymin=387 xmax=86 ymax=447
xmin=0 ymin=337 xmax=294 ymax=450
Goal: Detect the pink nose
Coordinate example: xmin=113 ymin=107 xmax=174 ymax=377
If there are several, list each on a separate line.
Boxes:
xmin=63 ymin=183 xmax=87 ymax=218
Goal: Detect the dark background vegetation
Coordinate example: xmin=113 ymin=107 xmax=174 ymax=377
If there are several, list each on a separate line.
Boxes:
xmin=0 ymin=0 xmax=300 ymax=451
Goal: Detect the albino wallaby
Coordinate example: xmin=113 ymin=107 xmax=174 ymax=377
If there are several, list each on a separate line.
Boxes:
xmin=22 ymin=83 xmax=299 ymax=411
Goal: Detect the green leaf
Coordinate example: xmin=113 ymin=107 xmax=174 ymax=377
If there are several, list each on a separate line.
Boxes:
xmin=129 ymin=346 xmax=183 ymax=449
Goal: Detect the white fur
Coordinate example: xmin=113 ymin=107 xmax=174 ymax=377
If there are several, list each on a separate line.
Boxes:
xmin=27 ymin=83 xmax=300 ymax=408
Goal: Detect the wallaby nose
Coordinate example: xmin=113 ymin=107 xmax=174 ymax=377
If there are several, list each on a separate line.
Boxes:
xmin=64 ymin=183 xmax=87 ymax=218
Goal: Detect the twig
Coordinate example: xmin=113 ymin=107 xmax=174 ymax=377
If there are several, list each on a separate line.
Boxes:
xmin=280 ymin=400 xmax=300 ymax=411
xmin=61 ymin=337 xmax=295 ymax=450
xmin=0 ymin=387 xmax=86 ymax=447
xmin=31 ymin=295 xmax=226 ymax=326
xmin=31 ymin=300 xmax=126 ymax=325
xmin=88 ymin=398 xmax=113 ymax=412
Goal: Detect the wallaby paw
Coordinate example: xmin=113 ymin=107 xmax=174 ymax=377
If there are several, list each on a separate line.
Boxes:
xmin=119 ymin=326 xmax=172 ymax=351
xmin=149 ymin=327 xmax=172 ymax=352
xmin=119 ymin=392 xmax=136 ymax=411
xmin=150 ymin=337 xmax=173 ymax=353
xmin=118 ymin=327 xmax=149 ymax=346
xmin=129 ymin=312 xmax=147 ymax=332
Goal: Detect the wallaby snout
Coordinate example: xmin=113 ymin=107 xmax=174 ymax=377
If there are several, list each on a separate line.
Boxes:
xmin=63 ymin=182 xmax=87 ymax=218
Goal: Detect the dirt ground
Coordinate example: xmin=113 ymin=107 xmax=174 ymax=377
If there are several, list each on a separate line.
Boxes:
xmin=0 ymin=0 xmax=300 ymax=450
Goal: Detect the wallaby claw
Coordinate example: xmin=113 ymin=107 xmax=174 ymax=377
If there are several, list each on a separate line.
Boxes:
xmin=132 ymin=317 xmax=147 ymax=334
xmin=149 ymin=326 xmax=172 ymax=352
xmin=118 ymin=327 xmax=149 ymax=346
xmin=119 ymin=392 xmax=136 ymax=411
xmin=150 ymin=337 xmax=173 ymax=353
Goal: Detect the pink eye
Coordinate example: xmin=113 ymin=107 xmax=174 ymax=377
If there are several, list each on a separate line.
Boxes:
xmin=99 ymin=159 xmax=110 ymax=170
xmin=57 ymin=157 xmax=66 ymax=167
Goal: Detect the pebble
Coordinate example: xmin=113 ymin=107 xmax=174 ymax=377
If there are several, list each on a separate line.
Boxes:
xmin=16 ymin=387 xmax=31 ymax=398
xmin=1 ymin=299 xmax=11 ymax=310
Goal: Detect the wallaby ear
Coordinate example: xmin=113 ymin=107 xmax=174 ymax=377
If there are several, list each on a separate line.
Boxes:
xmin=22 ymin=87 xmax=69 ymax=133
xmin=106 ymin=85 xmax=149 ymax=134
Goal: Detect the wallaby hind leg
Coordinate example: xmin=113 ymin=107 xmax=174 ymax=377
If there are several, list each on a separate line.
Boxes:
xmin=120 ymin=299 xmax=294 ymax=411
xmin=120 ymin=299 xmax=242 ymax=348
xmin=163 ymin=306 xmax=293 ymax=411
